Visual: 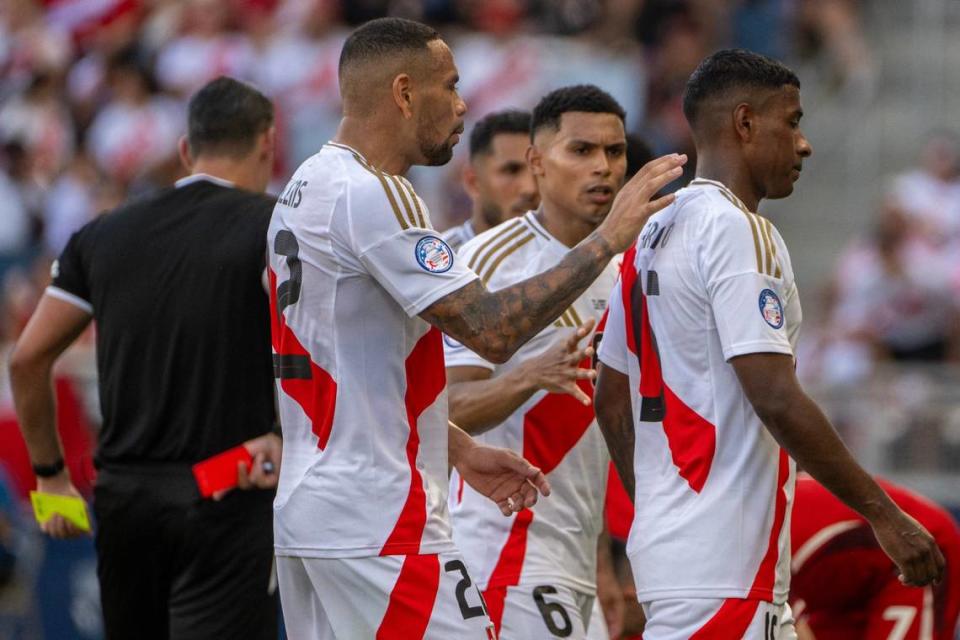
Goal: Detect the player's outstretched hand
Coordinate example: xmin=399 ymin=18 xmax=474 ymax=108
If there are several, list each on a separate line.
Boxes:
xmin=596 ymin=153 xmax=687 ymax=254
xmin=455 ymin=441 xmax=551 ymax=517
xmin=36 ymin=473 xmax=91 ymax=539
xmin=872 ymin=510 xmax=946 ymax=586
xmin=525 ymin=318 xmax=597 ymax=405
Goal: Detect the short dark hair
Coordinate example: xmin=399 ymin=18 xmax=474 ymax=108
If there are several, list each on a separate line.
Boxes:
xmin=625 ymin=133 xmax=654 ymax=179
xmin=187 ymin=76 xmax=273 ymax=157
xmin=339 ymin=17 xmax=440 ymax=76
xmin=469 ymin=110 xmax=532 ymax=159
xmin=682 ymin=49 xmax=800 ymax=126
xmin=531 ymin=85 xmax=626 ymax=140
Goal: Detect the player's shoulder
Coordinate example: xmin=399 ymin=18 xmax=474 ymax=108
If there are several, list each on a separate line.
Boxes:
xmin=460 ymin=213 xmax=542 ymax=286
xmin=324 ymin=143 xmax=428 ymax=230
xmin=681 ymin=179 xmax=785 ymax=274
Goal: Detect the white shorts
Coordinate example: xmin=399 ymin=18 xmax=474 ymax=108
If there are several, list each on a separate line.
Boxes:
xmin=484 ymin=583 xmax=596 ymax=639
xmin=277 ymin=553 xmax=496 ymax=639
xmin=586 ymin=597 xmax=610 ymax=640
xmin=641 ymin=598 xmax=796 ymax=640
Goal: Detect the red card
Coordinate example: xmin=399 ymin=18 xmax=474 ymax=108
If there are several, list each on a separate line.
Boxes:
xmin=192 ymin=445 xmax=253 ymax=498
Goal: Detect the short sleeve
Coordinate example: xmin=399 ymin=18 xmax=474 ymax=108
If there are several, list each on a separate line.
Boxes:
xmin=47 ymin=220 xmax=97 ymax=314
xmin=348 ymin=173 xmax=477 ymax=316
xmin=597 ymin=276 xmax=629 ymax=374
xmin=442 ymin=333 xmax=495 ymax=371
xmin=699 ymin=209 xmax=793 ymax=360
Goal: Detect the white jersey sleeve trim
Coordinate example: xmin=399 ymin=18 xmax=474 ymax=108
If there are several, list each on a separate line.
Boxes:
xmin=443 ymin=346 xmax=496 ymax=371
xmin=405 ymin=268 xmax=479 ymax=317
xmin=597 ymin=351 xmax=629 ymax=375
xmin=722 ymin=340 xmax=795 ymax=361
xmin=45 ymin=286 xmax=93 ymax=315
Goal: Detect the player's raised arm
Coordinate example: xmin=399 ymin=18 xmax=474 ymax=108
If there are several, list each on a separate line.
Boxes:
xmin=421 ymin=153 xmax=685 ymax=363
xmin=731 ymin=353 xmax=946 ymax=587
xmin=447 ymin=320 xmax=596 ymax=434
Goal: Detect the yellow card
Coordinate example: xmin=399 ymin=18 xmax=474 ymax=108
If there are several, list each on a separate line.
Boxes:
xmin=30 ymin=491 xmax=91 ymax=532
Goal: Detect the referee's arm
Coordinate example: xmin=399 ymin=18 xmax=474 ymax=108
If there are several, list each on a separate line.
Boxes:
xmin=8 ymin=293 xmax=92 ymax=538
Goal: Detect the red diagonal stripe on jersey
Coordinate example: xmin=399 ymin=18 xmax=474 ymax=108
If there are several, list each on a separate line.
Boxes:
xmin=268 ymin=268 xmax=337 ymax=449
xmin=746 ymin=448 xmax=791 ymax=599
xmin=483 ymin=508 xmax=534 ymax=632
xmin=522 ymin=358 xmax=596 ymax=476
xmin=381 ymin=327 xmax=445 ymax=555
xmin=620 ymin=243 xmax=638 ymax=355
xmin=662 ymin=384 xmax=716 ymax=493
xmin=689 ymin=597 xmax=761 ymax=639
xmin=376 ymin=553 xmax=441 ymax=639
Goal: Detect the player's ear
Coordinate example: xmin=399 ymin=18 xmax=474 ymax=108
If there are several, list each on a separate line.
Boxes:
xmin=178 ymin=136 xmax=193 ymax=171
xmin=527 ymin=143 xmax=545 ymax=178
xmin=260 ymin=126 xmax=277 ymax=161
xmin=733 ymin=102 xmax=754 ymax=143
xmin=462 ymin=162 xmax=480 ymax=199
xmin=392 ymin=74 xmax=414 ymax=119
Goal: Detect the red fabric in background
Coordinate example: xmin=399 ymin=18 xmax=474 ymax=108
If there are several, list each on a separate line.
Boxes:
xmin=0 ymin=377 xmax=96 ymax=502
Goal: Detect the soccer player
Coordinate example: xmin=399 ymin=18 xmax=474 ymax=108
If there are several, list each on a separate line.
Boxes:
xmin=268 ymin=17 xmax=685 ymax=639
xmin=9 ymin=77 xmax=283 ymax=639
xmin=445 ymin=85 xmax=627 ymax=639
xmin=791 ymin=474 xmax=960 ymax=640
xmin=441 ymin=109 xmax=539 ymax=251
xmin=594 ymin=48 xmax=944 ymax=639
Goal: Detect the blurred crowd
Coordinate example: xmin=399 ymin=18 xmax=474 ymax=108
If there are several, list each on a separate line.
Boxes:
xmin=801 ymin=130 xmax=960 ymax=385
xmin=0 ymin=0 xmax=872 ymax=291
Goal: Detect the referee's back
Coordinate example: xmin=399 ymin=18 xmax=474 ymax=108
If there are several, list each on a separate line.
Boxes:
xmin=51 ymin=177 xmax=276 ymax=467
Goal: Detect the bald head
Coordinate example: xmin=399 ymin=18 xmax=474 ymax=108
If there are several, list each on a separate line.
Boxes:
xmin=682 ymin=49 xmax=799 ymax=140
xmin=338 ymin=17 xmax=441 ymax=114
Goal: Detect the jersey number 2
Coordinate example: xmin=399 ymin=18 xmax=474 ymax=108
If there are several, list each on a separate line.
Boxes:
xmin=272 ymin=230 xmax=311 ymax=381
xmin=444 ymin=560 xmax=487 ymax=620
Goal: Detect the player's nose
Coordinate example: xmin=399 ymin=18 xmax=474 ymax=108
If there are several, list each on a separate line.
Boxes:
xmin=797 ymin=132 xmax=813 ymax=157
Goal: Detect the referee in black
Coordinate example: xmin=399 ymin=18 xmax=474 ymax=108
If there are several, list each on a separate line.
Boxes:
xmin=9 ymin=77 xmax=282 ymax=639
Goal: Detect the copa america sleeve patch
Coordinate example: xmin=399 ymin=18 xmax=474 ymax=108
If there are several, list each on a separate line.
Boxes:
xmin=415 ymin=236 xmax=454 ymax=273
xmin=758 ymin=288 xmax=784 ymax=329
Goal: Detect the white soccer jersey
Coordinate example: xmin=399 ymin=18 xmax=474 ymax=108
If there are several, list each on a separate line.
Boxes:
xmin=441 ymin=219 xmax=476 ymax=252
xmin=597 ymin=178 xmax=802 ymax=604
xmin=445 ymin=212 xmax=617 ymax=599
xmin=268 ymin=142 xmax=478 ymax=558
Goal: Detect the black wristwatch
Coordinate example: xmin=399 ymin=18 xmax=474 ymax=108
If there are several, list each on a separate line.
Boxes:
xmin=33 ymin=458 xmax=65 ymax=478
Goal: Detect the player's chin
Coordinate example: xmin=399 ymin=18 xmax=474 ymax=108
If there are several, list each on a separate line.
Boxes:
xmin=768 ymin=181 xmax=796 ymax=200
xmin=422 ymin=144 xmax=455 ymax=167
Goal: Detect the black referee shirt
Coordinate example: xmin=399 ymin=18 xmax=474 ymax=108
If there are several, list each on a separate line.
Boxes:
xmin=50 ymin=175 xmax=276 ymax=468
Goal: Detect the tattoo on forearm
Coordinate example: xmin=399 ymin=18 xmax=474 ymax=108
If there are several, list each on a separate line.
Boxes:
xmin=424 ymin=231 xmax=614 ymax=362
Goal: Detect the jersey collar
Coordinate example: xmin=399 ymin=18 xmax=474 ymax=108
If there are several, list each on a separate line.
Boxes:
xmin=689 ymin=177 xmax=752 ymax=212
xmin=175 ymin=173 xmax=236 ymax=189
xmin=524 ymin=210 xmax=570 ymax=256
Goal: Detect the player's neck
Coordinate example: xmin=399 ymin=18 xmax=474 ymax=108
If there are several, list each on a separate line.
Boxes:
xmin=189 ymin=157 xmax=266 ymax=193
xmin=334 ymin=117 xmax=412 ymax=176
xmin=695 ymin=156 xmax=761 ymax=212
xmin=535 ymin=203 xmax=594 ymax=248
xmin=467 ymin=212 xmax=491 ymax=235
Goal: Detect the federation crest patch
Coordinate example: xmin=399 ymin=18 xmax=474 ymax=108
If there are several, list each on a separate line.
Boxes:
xmin=758 ymin=288 xmax=784 ymax=329
xmin=415 ymin=236 xmax=454 ymax=273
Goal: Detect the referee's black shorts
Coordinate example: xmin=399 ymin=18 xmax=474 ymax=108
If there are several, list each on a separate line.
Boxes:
xmin=93 ymin=465 xmax=277 ymax=640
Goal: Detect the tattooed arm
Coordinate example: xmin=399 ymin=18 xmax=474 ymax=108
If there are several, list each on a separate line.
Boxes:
xmin=422 ymin=154 xmax=685 ymax=363
xmin=594 ymin=363 xmax=635 ymax=500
